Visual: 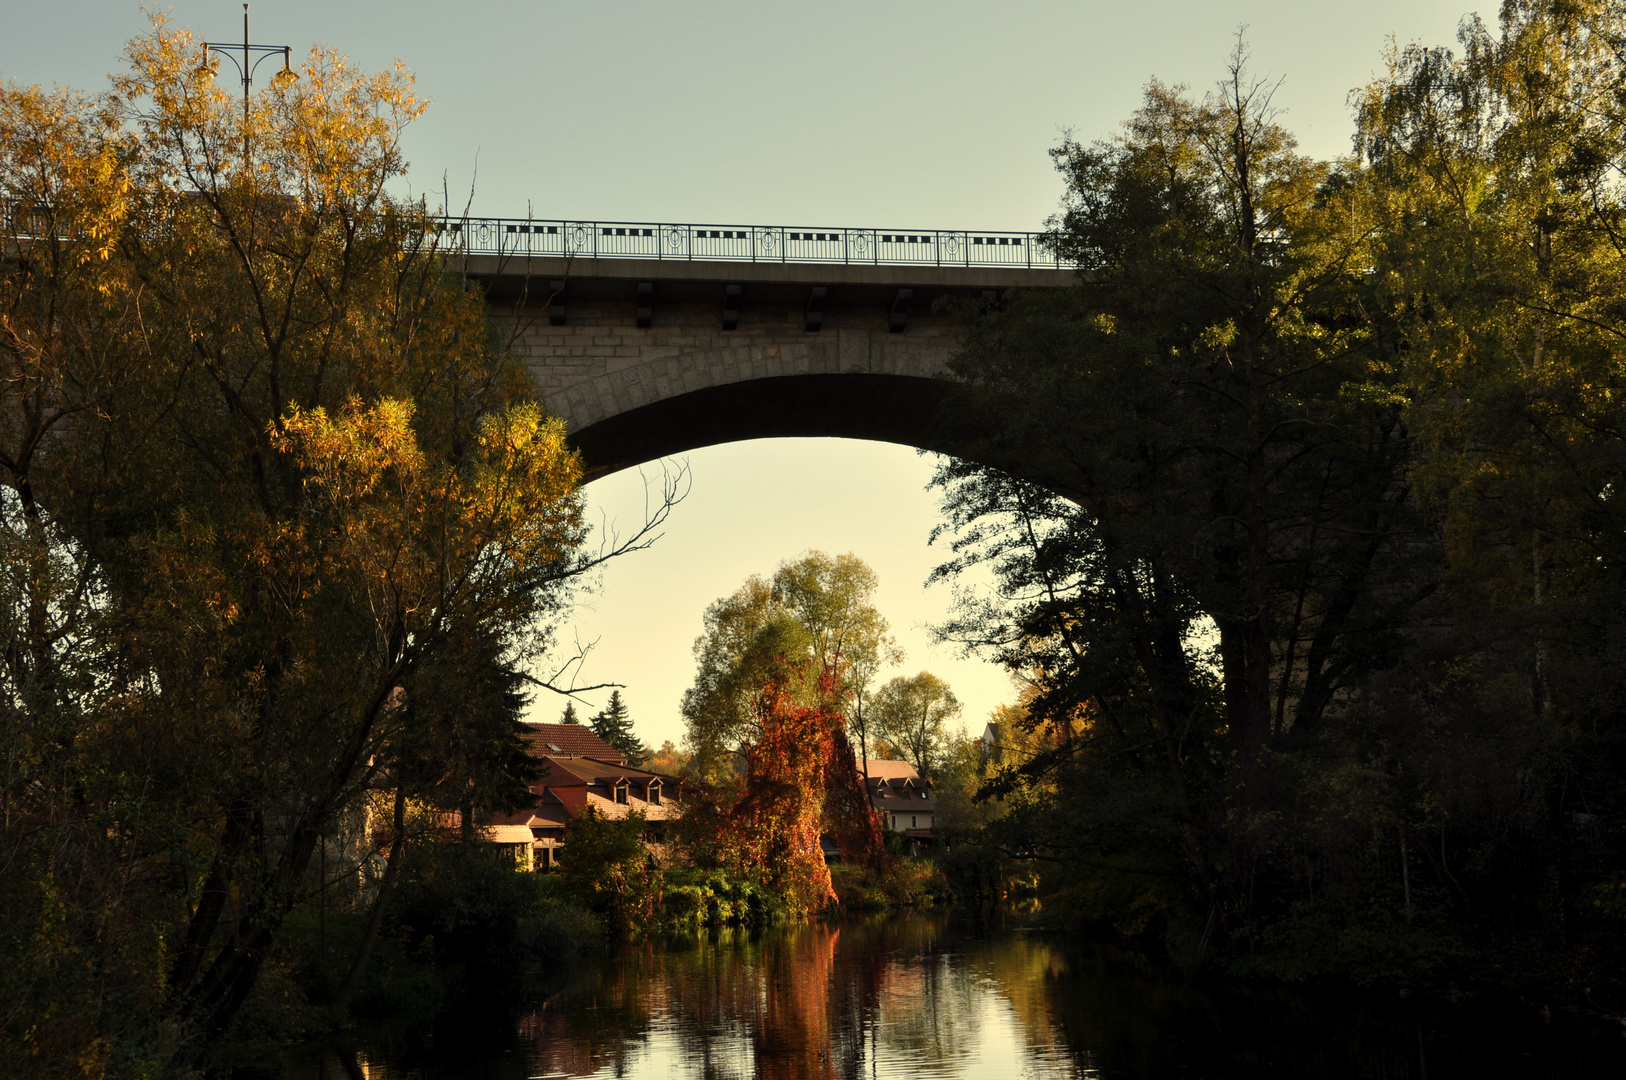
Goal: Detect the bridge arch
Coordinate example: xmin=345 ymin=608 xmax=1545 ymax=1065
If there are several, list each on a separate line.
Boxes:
xmin=466 ymin=237 xmax=1071 ymax=479
xmin=567 ymin=372 xmax=969 ymax=481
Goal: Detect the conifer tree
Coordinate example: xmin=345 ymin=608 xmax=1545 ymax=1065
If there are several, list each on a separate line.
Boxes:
xmin=561 ymin=701 xmax=581 ymax=724
xmin=590 ymin=691 xmax=649 ymax=765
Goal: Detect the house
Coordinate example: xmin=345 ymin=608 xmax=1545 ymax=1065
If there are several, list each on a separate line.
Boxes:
xmin=861 ymin=758 xmax=935 ymax=839
xmin=481 ymin=721 xmax=679 ymax=870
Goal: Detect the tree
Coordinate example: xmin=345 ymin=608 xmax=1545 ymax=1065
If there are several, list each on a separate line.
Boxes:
xmin=647 ymin=739 xmax=692 ymax=776
xmin=930 ymin=39 xmax=1429 ymax=946
xmin=681 ymin=551 xmax=898 ymax=783
xmin=1354 ymin=0 xmax=1626 ymax=727
xmin=589 ymin=690 xmax=649 ymax=766
xmin=772 ymin=552 xmax=902 ymax=778
xmin=720 ymin=663 xmax=850 ymax=914
xmin=0 ymin=19 xmax=673 ymax=1071
xmin=561 ymin=701 xmax=582 ymax=724
xmin=678 ymin=554 xmax=892 ymax=885
xmin=870 ymin=672 xmax=962 ymax=781
xmin=560 ymin=806 xmax=656 ymax=931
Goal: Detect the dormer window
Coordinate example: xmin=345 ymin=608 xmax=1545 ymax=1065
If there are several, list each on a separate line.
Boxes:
xmin=614 ymin=780 xmax=628 ymax=804
xmin=647 ymin=780 xmax=662 ymax=806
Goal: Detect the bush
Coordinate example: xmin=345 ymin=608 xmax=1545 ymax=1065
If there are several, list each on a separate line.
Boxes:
xmin=656 ymin=868 xmax=782 ymax=930
xmin=828 ymin=858 xmax=951 ymax=912
xmin=264 ymin=840 xmax=604 ymax=1034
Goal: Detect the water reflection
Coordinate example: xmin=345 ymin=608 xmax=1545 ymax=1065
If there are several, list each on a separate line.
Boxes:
xmin=519 ymin=917 xmax=1082 ymax=1080
xmin=301 ymin=913 xmax=1626 ymax=1079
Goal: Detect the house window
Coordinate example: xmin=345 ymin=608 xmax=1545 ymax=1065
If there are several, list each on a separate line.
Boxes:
xmin=911 ymin=816 xmax=917 ymax=828
xmin=615 ymin=781 xmax=628 ymax=804
xmin=648 ymin=781 xmax=662 ymax=806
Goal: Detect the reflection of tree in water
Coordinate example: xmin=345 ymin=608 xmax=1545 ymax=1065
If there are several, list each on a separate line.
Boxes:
xmin=853 ymin=915 xmax=1083 ymax=1073
xmin=513 ymin=915 xmax=1077 ymax=1079
xmin=517 ymin=939 xmax=658 ymax=1077
xmin=751 ymin=924 xmax=838 ymax=1080
xmin=513 ymin=917 xmax=949 ymax=1073
xmin=852 ymin=916 xmax=986 ymax=1065
xmin=514 ymin=925 xmax=841 ymax=1079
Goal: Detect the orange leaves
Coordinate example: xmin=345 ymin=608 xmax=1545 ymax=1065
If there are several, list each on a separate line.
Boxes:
xmin=707 ymin=662 xmax=850 ymax=915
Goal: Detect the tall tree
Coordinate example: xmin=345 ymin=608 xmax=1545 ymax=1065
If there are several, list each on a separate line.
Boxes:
xmin=0 ymin=19 xmax=673 ymax=1070
xmin=680 ymin=554 xmax=890 ymax=878
xmin=681 ymin=551 xmax=898 ymax=781
xmin=1355 ymin=0 xmax=1626 ymax=727
xmin=771 ymin=551 xmax=902 ymax=781
xmin=930 ymin=40 xmax=1427 ymax=938
xmin=590 ymin=690 xmax=649 ymax=765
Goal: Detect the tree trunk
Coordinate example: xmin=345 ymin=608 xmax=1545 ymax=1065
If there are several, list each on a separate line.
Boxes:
xmin=332 ymin=782 xmax=407 ymax=1016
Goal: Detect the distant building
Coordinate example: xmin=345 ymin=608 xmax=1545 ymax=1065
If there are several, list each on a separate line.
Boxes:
xmin=979 ymin=721 xmax=1002 ymax=762
xmin=861 ymin=758 xmax=935 ymax=840
xmin=481 ymin=721 xmax=680 ymax=870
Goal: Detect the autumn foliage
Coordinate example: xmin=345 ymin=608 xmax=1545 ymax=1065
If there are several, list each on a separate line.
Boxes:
xmin=0 ymin=16 xmax=600 ymax=1073
xmin=682 ymin=660 xmax=883 ymax=916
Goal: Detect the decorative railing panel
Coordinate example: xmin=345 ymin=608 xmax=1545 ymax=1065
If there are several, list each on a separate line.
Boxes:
xmin=433 ymin=218 xmax=1060 ymax=268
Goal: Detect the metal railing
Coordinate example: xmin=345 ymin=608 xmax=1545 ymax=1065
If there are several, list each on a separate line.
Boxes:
xmin=3 ymin=204 xmax=1062 ymax=270
xmin=438 ymin=218 xmax=1061 ymax=269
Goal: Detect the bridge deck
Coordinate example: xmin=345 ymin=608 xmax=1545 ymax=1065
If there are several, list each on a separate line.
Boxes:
xmin=462 ymin=253 xmax=1074 ymax=303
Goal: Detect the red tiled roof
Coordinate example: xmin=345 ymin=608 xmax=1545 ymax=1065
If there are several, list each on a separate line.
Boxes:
xmin=521 ymin=722 xmax=625 ymax=764
xmin=860 ymin=759 xmax=922 ymax=783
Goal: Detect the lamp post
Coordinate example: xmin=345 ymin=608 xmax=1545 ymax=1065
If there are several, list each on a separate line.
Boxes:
xmin=201 ymin=4 xmax=293 ymax=159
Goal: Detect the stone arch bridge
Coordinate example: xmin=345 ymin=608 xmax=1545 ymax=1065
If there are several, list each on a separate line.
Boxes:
xmin=454 ymin=218 xmax=1074 ymax=481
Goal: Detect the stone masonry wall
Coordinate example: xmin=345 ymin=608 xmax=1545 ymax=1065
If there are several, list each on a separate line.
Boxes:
xmin=499 ymin=298 xmax=963 ymax=433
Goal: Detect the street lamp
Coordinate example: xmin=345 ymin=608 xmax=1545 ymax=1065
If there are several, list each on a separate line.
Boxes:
xmin=200 ymin=3 xmax=294 ymax=134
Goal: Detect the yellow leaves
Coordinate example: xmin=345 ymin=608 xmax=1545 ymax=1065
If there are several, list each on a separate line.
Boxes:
xmin=0 ymin=83 xmax=133 ymax=265
xmin=269 ymin=396 xmax=583 ymax=630
xmin=459 ymin=403 xmax=585 ymax=571
xmin=277 ymin=396 xmax=425 ymax=504
xmin=1196 ymin=319 xmax=1238 ymax=353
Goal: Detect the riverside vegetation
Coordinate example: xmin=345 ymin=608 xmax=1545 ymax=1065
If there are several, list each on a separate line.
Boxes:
xmin=11 ymin=3 xmax=1626 ymax=1075
xmin=929 ymin=0 xmax=1626 ymax=1009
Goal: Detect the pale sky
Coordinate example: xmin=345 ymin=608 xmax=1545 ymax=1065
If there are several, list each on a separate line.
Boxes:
xmin=4 ymin=0 xmax=1481 ymax=752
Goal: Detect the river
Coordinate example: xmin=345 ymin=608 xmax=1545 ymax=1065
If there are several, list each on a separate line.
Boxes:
xmin=289 ymin=912 xmax=1626 ymax=1079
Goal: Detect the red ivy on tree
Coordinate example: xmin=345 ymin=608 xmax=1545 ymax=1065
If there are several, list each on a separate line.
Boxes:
xmin=706 ymin=660 xmax=884 ymax=914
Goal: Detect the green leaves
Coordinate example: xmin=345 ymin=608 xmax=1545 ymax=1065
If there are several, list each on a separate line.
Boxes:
xmin=869 ymin=672 xmax=961 ymax=782
xmin=680 ymin=552 xmax=896 ymax=781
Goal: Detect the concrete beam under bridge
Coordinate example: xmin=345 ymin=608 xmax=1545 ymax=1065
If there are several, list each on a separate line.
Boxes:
xmin=462 ymin=253 xmax=1072 ymax=302
xmin=464 ymin=255 xmax=1074 ymax=480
